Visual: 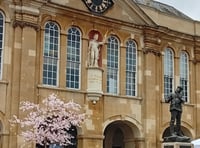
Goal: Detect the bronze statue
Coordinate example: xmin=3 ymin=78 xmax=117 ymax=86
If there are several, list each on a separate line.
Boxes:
xmin=164 ymin=86 xmax=190 ymax=142
xmin=165 ymin=86 xmax=185 ymax=136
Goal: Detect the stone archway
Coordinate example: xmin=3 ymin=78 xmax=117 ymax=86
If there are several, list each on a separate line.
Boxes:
xmin=103 ymin=120 xmax=144 ymax=148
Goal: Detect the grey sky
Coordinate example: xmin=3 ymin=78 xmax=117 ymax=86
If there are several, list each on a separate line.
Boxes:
xmin=155 ymin=0 xmax=200 ymax=21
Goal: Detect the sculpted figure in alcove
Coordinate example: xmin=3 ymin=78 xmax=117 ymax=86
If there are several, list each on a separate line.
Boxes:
xmin=88 ymin=31 xmax=106 ymax=67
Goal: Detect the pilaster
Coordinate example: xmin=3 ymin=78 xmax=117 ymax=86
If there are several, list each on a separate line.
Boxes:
xmin=143 ymin=26 xmax=162 ymax=148
xmin=84 ymin=66 xmax=104 ymax=148
xmin=193 ymin=36 xmax=200 ymax=137
xmin=10 ymin=3 xmax=40 ymax=147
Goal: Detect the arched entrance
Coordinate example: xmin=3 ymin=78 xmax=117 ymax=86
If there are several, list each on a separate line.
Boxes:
xmin=103 ymin=120 xmax=144 ymax=148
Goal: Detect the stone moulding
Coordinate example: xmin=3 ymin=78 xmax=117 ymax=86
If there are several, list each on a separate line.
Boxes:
xmin=13 ymin=20 xmax=40 ymax=31
xmin=143 ymin=47 xmax=161 ymax=56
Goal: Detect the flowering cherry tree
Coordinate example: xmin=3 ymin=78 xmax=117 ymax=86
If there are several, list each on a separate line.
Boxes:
xmin=10 ymin=93 xmax=85 ymax=147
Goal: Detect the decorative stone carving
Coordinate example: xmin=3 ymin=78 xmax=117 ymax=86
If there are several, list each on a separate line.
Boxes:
xmin=143 ymin=26 xmax=161 ymax=56
xmin=193 ymin=36 xmax=200 ymax=63
xmin=13 ymin=20 xmax=40 ymax=31
xmin=12 ymin=5 xmax=40 ymax=31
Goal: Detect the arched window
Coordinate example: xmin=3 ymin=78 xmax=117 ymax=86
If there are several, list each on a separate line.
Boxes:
xmin=0 ymin=12 xmax=4 ymax=79
xmin=180 ymin=51 xmax=189 ymax=102
xmin=66 ymin=27 xmax=81 ymax=89
xmin=43 ymin=22 xmax=60 ymax=86
xmin=107 ymin=36 xmax=119 ymax=94
xmin=164 ymin=48 xmax=174 ymax=98
xmin=126 ymin=40 xmax=137 ymax=96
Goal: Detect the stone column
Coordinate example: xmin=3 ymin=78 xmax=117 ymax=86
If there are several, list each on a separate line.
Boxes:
xmin=193 ymin=37 xmax=200 ymax=138
xmin=143 ymin=27 xmax=162 ymax=148
xmin=9 ymin=3 xmax=40 ymax=148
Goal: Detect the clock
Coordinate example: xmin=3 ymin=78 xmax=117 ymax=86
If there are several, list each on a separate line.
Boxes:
xmin=82 ymin=0 xmax=114 ymax=14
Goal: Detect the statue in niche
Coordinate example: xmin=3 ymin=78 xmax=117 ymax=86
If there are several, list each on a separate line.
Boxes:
xmin=88 ymin=30 xmax=106 ymax=67
xmin=164 ymin=86 xmax=190 ymax=142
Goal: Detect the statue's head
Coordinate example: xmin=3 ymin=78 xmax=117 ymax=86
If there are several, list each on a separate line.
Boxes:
xmin=93 ymin=33 xmax=99 ymax=40
xmin=176 ymin=86 xmax=183 ymax=92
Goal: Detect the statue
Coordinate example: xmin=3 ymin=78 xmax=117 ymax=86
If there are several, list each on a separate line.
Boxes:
xmin=164 ymin=86 xmax=190 ymax=142
xmin=88 ymin=31 xmax=108 ymax=67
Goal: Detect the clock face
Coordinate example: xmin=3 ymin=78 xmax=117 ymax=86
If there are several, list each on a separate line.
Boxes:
xmin=82 ymin=0 xmax=114 ymax=14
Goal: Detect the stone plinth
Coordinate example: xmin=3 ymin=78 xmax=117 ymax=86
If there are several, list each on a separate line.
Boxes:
xmin=162 ymin=142 xmax=194 ymax=148
xmin=164 ymin=135 xmax=191 ymax=143
xmin=87 ymin=67 xmax=103 ymax=104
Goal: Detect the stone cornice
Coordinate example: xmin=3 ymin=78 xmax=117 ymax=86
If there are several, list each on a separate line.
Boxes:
xmin=13 ymin=20 xmax=40 ymax=31
xmin=10 ymin=4 xmax=40 ymax=31
xmin=193 ymin=47 xmax=200 ymax=64
xmin=157 ymin=26 xmax=195 ymax=45
xmin=143 ymin=26 xmax=162 ymax=56
xmin=192 ymin=36 xmax=200 ymax=64
xmin=143 ymin=47 xmax=161 ymax=56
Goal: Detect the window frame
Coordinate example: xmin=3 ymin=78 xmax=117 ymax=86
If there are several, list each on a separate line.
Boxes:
xmin=179 ymin=51 xmax=189 ymax=102
xmin=0 ymin=11 xmax=5 ymax=80
xmin=163 ymin=47 xmax=174 ymax=98
xmin=125 ymin=39 xmax=137 ymax=96
xmin=106 ymin=35 xmax=120 ymax=95
xmin=66 ymin=26 xmax=82 ymax=90
xmin=42 ymin=21 xmax=60 ymax=87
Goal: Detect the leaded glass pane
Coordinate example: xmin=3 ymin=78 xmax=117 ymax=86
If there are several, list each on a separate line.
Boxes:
xmin=107 ymin=36 xmax=119 ymax=94
xmin=43 ymin=22 xmax=60 ymax=86
xmin=164 ymin=48 xmax=174 ymax=97
xmin=0 ymin=12 xmax=4 ymax=79
xmin=66 ymin=27 xmax=81 ymax=89
xmin=126 ymin=40 xmax=137 ymax=96
xmin=180 ymin=51 xmax=189 ymax=102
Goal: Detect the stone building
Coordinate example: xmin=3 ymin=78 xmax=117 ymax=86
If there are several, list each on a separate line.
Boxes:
xmin=0 ymin=0 xmax=199 ymax=148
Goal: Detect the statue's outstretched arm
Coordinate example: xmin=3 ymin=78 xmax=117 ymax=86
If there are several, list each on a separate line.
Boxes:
xmin=165 ymin=94 xmax=172 ymax=103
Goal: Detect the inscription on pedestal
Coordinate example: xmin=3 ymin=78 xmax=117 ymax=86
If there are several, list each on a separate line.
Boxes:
xmin=164 ymin=146 xmax=173 ymax=148
xmin=162 ymin=142 xmax=193 ymax=148
xmin=87 ymin=68 xmax=102 ymax=91
xmin=87 ymin=67 xmax=103 ymax=104
xmin=180 ymin=146 xmax=191 ymax=148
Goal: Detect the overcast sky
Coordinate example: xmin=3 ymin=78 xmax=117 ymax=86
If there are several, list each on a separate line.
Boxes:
xmin=155 ymin=0 xmax=200 ymax=21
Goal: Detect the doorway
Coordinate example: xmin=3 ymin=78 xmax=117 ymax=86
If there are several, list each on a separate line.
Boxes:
xmin=104 ymin=120 xmax=142 ymax=148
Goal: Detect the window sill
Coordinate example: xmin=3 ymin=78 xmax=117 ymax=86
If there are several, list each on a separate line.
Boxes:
xmin=104 ymin=93 xmax=142 ymax=101
xmin=37 ymin=84 xmax=85 ymax=94
xmin=0 ymin=80 xmax=9 ymax=85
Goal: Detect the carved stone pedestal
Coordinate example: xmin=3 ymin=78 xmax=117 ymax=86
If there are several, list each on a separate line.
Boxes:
xmin=87 ymin=67 xmax=103 ymax=104
xmin=162 ymin=142 xmax=194 ymax=148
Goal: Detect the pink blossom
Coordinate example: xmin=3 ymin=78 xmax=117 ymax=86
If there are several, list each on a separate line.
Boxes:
xmin=9 ymin=93 xmax=85 ymax=146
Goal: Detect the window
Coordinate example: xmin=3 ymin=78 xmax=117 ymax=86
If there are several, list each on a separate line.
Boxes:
xmin=126 ymin=40 xmax=137 ymax=96
xmin=164 ymin=48 xmax=174 ymax=98
xmin=180 ymin=51 xmax=189 ymax=102
xmin=66 ymin=27 xmax=81 ymax=89
xmin=107 ymin=36 xmax=119 ymax=94
xmin=0 ymin=12 xmax=4 ymax=79
xmin=43 ymin=22 xmax=60 ymax=86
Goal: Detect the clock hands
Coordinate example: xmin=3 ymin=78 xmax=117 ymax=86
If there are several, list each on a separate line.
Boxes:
xmin=82 ymin=0 xmax=114 ymax=14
